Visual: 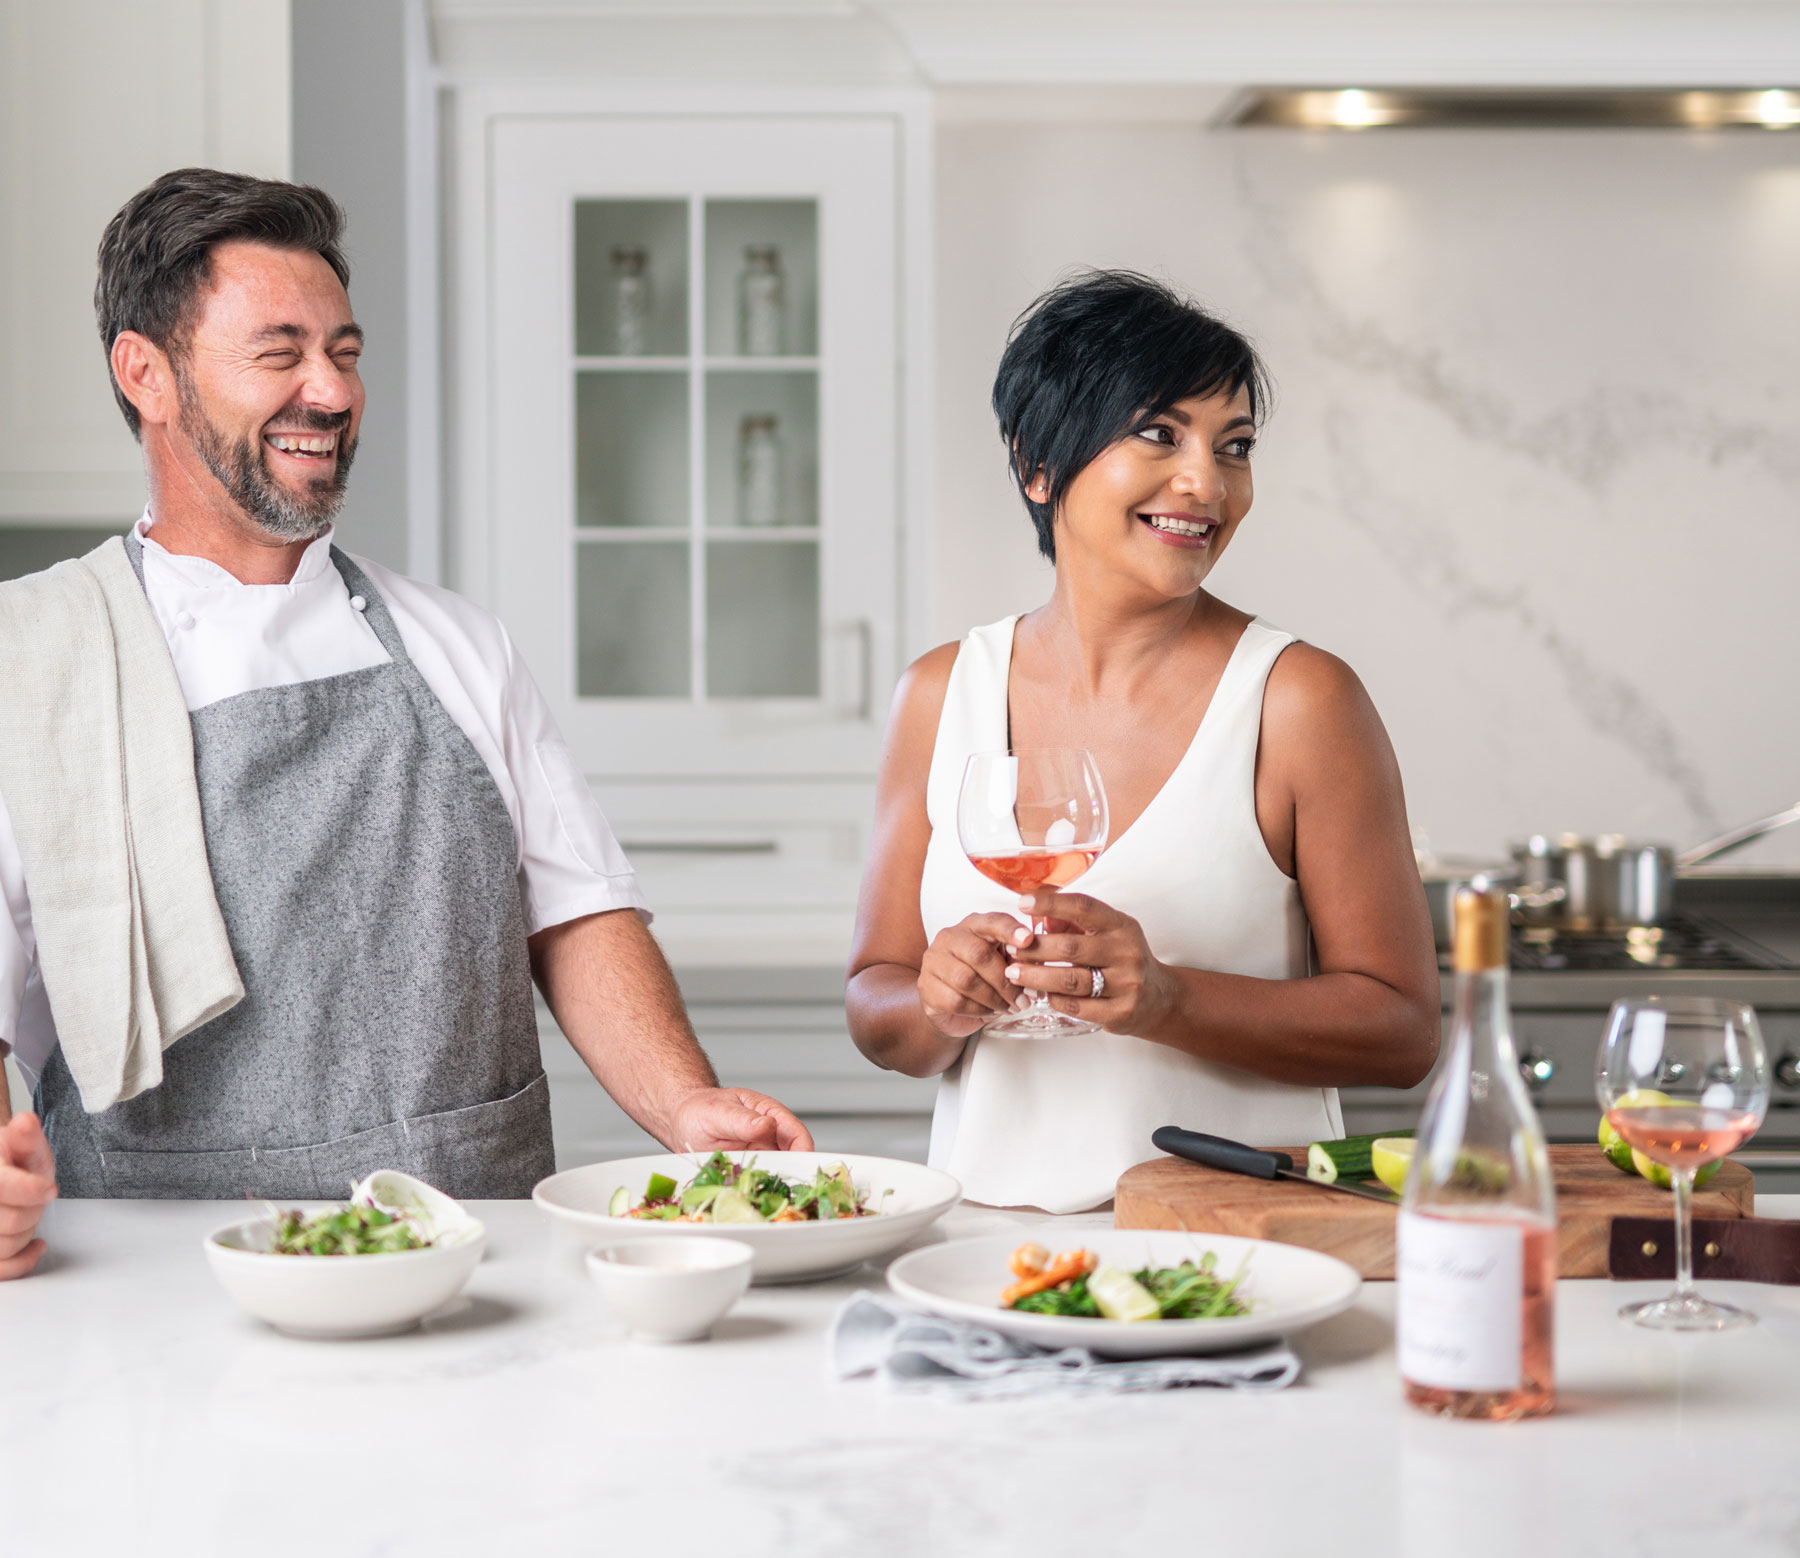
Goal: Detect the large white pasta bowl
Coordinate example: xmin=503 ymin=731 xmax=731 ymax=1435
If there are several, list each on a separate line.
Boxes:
xmin=532 ymin=1152 xmax=961 ymax=1283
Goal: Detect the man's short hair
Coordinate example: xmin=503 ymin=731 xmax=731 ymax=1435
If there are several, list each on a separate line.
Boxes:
xmin=95 ymin=167 xmax=350 ymax=439
xmin=991 ymin=270 xmax=1271 ymax=562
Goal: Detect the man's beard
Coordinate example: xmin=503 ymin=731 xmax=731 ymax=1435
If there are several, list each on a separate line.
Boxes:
xmin=175 ymin=368 xmax=357 ymax=542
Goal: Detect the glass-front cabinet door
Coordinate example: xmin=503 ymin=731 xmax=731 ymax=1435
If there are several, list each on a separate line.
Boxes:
xmin=489 ymin=117 xmax=898 ymax=778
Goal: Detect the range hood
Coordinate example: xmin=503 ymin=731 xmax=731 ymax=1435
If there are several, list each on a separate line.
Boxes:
xmin=1228 ymin=87 xmax=1800 ymax=130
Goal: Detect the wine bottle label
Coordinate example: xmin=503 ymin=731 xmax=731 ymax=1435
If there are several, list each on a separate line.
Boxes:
xmin=1396 ymin=1211 xmax=1524 ymax=1392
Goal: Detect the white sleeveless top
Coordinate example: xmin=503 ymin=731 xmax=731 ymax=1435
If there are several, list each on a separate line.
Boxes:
xmin=920 ymin=615 xmax=1344 ymax=1212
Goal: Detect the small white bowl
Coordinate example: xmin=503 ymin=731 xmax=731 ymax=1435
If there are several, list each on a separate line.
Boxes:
xmin=585 ymin=1238 xmax=754 ymax=1343
xmin=204 ymin=1216 xmax=486 ymax=1339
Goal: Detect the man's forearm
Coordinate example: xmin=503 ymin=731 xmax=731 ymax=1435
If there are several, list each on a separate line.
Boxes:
xmin=529 ymin=909 xmax=718 ymax=1147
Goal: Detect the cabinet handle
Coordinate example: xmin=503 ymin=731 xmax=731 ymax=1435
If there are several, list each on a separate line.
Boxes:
xmin=831 ymin=619 xmax=871 ymax=721
xmin=619 ymin=839 xmax=779 ymax=855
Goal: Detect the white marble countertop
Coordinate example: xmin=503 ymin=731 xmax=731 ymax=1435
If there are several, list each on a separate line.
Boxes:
xmin=4 ymin=1196 xmax=1799 ymax=1558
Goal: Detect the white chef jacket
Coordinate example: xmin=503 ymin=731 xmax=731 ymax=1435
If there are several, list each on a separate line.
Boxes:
xmin=0 ymin=516 xmax=648 ymax=1084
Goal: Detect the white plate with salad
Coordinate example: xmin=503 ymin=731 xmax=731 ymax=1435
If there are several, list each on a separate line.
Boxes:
xmin=886 ymin=1230 xmax=1362 ymax=1357
xmin=532 ymin=1152 xmax=962 ymax=1282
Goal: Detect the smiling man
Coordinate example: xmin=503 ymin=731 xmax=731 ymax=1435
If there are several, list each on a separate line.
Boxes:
xmin=0 ymin=168 xmax=811 ymax=1275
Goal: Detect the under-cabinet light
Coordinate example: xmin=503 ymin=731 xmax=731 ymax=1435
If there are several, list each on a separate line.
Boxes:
xmin=1229 ymin=88 xmax=1800 ymax=130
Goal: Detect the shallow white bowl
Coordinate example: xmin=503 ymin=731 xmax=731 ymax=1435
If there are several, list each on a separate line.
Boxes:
xmin=204 ymin=1216 xmax=486 ymax=1339
xmin=533 ymin=1152 xmax=961 ymax=1283
xmin=887 ymin=1230 xmax=1362 ymax=1358
xmin=586 ymin=1238 xmax=754 ymax=1343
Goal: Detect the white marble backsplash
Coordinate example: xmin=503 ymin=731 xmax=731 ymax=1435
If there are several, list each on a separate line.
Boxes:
xmin=934 ymin=122 xmax=1800 ymax=864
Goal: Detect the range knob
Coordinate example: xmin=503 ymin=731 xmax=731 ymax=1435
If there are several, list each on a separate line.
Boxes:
xmin=1519 ymin=1051 xmax=1557 ymax=1093
xmin=1775 ymin=1053 xmax=1800 ymax=1091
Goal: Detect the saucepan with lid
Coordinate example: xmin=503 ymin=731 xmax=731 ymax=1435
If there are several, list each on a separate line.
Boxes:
xmin=1414 ymin=847 xmax=1563 ymax=952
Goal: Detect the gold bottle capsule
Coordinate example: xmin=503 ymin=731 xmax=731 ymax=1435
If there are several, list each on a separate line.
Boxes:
xmin=1452 ymin=886 xmax=1510 ymax=973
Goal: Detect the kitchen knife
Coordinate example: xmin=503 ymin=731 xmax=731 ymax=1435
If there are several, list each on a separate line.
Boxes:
xmin=1151 ymin=1126 xmax=1401 ymax=1206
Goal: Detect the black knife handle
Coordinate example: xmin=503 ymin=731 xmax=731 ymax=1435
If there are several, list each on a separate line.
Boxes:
xmin=1152 ymin=1126 xmax=1294 ymax=1180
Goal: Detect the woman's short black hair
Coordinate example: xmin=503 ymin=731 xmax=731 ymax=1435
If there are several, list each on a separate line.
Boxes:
xmin=991 ymin=270 xmax=1271 ymax=561
xmin=95 ymin=167 xmax=350 ymax=439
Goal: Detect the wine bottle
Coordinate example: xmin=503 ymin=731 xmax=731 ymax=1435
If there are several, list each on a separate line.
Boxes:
xmin=1398 ymin=885 xmax=1556 ymax=1420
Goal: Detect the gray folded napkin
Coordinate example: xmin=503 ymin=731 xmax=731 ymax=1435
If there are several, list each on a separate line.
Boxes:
xmin=830 ymin=1292 xmax=1301 ymax=1400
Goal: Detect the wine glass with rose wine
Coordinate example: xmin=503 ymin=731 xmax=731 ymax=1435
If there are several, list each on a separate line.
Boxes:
xmin=1597 ymin=995 xmax=1770 ymax=1330
xmin=957 ymin=749 xmax=1109 ymax=1040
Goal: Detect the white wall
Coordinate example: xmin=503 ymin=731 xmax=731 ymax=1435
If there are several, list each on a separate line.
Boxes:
xmin=291 ymin=0 xmax=431 ymax=576
xmin=934 ymin=116 xmax=1800 ymax=864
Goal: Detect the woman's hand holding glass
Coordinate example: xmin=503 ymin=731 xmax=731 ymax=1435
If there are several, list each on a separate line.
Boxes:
xmin=957 ymin=749 xmax=1110 ymax=1039
xmin=917 ymin=912 xmax=1042 ymax=1038
xmin=1001 ymin=890 xmax=1179 ymax=1035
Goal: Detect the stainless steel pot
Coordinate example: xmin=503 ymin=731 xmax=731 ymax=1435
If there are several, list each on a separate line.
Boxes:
xmin=1510 ymin=800 xmax=1800 ymax=933
xmin=1510 ymin=833 xmax=1671 ymax=931
xmin=1607 ymin=840 xmax=1677 ymax=926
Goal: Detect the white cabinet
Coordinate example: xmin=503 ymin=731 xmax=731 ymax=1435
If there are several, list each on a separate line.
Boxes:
xmin=0 ymin=0 xmax=289 ymax=578
xmin=447 ymin=87 xmax=929 ymax=962
xmin=478 ymin=108 xmax=910 ymax=780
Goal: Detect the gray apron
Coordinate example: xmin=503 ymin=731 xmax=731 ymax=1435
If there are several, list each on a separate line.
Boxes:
xmin=38 ymin=540 xmax=555 ymax=1199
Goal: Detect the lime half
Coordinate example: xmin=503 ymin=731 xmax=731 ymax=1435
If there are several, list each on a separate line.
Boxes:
xmin=1597 ymin=1114 xmax=1635 ymax=1175
xmin=1371 ymin=1138 xmax=1417 ymax=1195
xmin=1630 ymin=1148 xmax=1674 ymax=1191
xmin=1629 ymin=1147 xmax=1722 ymax=1192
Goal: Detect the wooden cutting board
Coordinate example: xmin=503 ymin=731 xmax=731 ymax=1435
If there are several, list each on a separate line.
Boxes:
xmin=1114 ymin=1145 xmax=1755 ymax=1279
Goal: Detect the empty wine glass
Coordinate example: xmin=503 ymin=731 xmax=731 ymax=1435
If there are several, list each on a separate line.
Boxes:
xmin=957 ymin=749 xmax=1108 ymax=1040
xmin=1596 ymin=995 xmax=1770 ymax=1330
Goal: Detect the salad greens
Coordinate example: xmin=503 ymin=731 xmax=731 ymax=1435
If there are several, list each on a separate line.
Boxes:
xmin=610 ymin=1152 xmax=886 ymax=1224
xmin=1003 ymin=1244 xmax=1253 ymax=1321
xmin=268 ymin=1202 xmax=428 ymax=1257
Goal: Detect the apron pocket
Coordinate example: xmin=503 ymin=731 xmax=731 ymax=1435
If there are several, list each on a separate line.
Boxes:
xmin=310 ymin=1071 xmax=557 ymax=1201
xmin=97 ymin=1074 xmax=556 ymax=1201
xmin=99 ymin=1145 xmax=317 ymax=1201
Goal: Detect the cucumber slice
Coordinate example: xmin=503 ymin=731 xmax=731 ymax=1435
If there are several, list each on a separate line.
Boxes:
xmin=709 ymin=1186 xmax=765 ymax=1224
xmin=1306 ymin=1129 xmax=1414 ymax=1184
xmin=607 ymin=1185 xmax=630 ymax=1217
xmin=681 ymin=1182 xmax=725 ymax=1214
xmin=1088 ymin=1265 xmax=1160 ymax=1322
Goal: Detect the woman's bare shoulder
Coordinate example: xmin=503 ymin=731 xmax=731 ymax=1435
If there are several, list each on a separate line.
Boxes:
xmin=878 ymin=641 xmax=963 ymax=773
xmin=1261 ymin=639 xmax=1397 ymax=779
xmin=895 ymin=641 xmax=960 ymax=721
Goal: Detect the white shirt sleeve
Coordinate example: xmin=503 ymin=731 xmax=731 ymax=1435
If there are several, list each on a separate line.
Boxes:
xmin=350 ymin=556 xmax=651 ymax=937
xmin=495 ymin=618 xmax=652 ymax=935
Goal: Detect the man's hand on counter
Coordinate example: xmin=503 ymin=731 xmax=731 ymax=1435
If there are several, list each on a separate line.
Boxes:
xmin=0 ymin=1111 xmax=56 ymax=1280
xmin=529 ymin=909 xmax=817 ymax=1157
xmin=666 ymin=1086 xmax=815 ymax=1154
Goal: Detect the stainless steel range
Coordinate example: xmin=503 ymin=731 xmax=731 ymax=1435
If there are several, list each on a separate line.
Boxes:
xmin=1339 ymin=874 xmax=1800 ymax=1193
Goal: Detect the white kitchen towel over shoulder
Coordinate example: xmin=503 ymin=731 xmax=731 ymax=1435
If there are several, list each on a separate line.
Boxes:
xmin=830 ymin=1292 xmax=1300 ymax=1399
xmin=0 ymin=536 xmax=241 ymax=1111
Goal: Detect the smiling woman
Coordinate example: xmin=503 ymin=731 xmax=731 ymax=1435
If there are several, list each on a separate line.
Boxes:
xmin=846 ymin=270 xmax=1441 ymax=1214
